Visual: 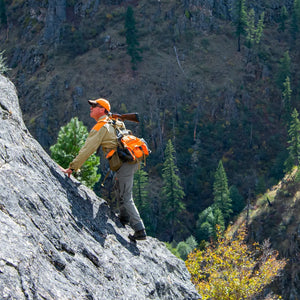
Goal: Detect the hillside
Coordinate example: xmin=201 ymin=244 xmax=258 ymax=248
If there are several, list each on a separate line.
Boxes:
xmin=229 ymin=168 xmax=300 ymax=298
xmin=1 ymin=0 xmax=300 ymax=240
xmin=0 ymin=74 xmax=199 ymax=299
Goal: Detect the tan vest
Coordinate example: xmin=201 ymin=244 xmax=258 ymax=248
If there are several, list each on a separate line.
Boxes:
xmin=69 ymin=116 xmax=122 ymax=172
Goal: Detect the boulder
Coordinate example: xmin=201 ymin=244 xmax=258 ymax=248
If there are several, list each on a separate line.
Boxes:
xmin=0 ymin=75 xmax=200 ymax=299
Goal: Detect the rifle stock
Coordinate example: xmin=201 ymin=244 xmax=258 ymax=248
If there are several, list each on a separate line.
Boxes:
xmin=111 ymin=113 xmax=140 ymax=123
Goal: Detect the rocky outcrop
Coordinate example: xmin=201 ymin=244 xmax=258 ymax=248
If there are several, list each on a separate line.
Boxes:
xmin=44 ymin=0 xmax=66 ymax=43
xmin=0 ymin=75 xmax=200 ymax=299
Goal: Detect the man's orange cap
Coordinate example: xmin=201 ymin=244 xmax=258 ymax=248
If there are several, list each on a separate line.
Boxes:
xmin=88 ymin=98 xmax=111 ymax=112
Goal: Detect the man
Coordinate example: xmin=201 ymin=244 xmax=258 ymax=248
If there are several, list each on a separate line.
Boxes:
xmin=61 ymin=98 xmax=146 ymax=241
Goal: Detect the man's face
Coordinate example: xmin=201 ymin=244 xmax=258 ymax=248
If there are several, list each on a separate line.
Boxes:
xmin=90 ymin=105 xmax=106 ymax=120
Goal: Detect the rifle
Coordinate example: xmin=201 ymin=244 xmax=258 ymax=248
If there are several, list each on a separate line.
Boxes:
xmin=110 ymin=112 xmax=140 ymax=123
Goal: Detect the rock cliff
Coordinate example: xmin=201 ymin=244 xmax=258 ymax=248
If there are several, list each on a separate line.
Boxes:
xmin=0 ymin=75 xmax=200 ymax=299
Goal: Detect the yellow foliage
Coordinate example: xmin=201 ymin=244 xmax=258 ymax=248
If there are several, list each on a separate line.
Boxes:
xmin=186 ymin=224 xmax=286 ymax=300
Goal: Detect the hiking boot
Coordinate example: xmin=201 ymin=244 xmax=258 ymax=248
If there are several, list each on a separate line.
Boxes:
xmin=128 ymin=229 xmax=147 ymax=242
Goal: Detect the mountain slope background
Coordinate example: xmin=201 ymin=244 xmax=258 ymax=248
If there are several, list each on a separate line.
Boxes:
xmin=229 ymin=168 xmax=300 ymax=298
xmin=1 ymin=0 xmax=300 ymax=240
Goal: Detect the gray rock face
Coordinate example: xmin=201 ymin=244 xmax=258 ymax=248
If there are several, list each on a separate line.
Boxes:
xmin=0 ymin=75 xmax=200 ymax=299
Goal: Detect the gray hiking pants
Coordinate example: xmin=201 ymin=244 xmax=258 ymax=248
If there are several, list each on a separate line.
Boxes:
xmin=115 ymin=162 xmax=145 ymax=232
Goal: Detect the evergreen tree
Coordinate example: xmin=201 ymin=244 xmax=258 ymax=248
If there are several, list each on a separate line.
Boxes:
xmin=291 ymin=0 xmax=300 ymax=39
xmin=176 ymin=241 xmax=192 ymax=261
xmin=282 ymin=76 xmax=292 ymax=122
xmin=246 ymin=10 xmax=264 ymax=50
xmin=213 ymin=160 xmax=232 ymax=222
xmin=133 ymin=164 xmax=148 ymax=206
xmin=277 ymin=51 xmax=291 ymax=90
xmin=125 ymin=6 xmax=142 ymax=70
xmin=229 ymin=185 xmax=245 ymax=216
xmin=245 ymin=8 xmax=255 ymax=48
xmin=255 ymin=12 xmax=265 ymax=44
xmin=279 ymin=5 xmax=288 ymax=32
xmin=233 ymin=0 xmax=248 ymax=51
xmin=161 ymin=139 xmax=185 ymax=240
xmin=133 ymin=164 xmax=154 ymax=234
xmin=285 ymin=109 xmax=300 ymax=170
xmin=186 ymin=235 xmax=198 ymax=250
xmin=176 ymin=235 xmax=198 ymax=260
xmin=196 ymin=205 xmax=225 ymax=242
xmin=50 ymin=117 xmax=100 ymax=188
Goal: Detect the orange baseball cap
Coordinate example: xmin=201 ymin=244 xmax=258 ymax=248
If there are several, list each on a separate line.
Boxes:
xmin=88 ymin=98 xmax=111 ymax=112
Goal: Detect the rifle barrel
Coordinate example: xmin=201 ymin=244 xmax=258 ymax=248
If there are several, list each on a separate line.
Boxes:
xmin=111 ymin=113 xmax=139 ymax=123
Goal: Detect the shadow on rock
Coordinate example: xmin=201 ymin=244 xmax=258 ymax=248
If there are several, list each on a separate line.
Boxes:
xmin=50 ymin=166 xmax=140 ymax=256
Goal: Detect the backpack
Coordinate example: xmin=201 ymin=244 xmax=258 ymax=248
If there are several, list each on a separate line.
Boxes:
xmin=110 ymin=118 xmax=151 ymax=163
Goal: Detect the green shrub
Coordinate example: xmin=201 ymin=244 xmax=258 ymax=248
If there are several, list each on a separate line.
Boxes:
xmin=50 ymin=117 xmax=100 ymax=188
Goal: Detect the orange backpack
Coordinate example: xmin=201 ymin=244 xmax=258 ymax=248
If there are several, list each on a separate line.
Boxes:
xmin=110 ymin=118 xmax=150 ymax=163
xmin=119 ymin=134 xmax=150 ymax=162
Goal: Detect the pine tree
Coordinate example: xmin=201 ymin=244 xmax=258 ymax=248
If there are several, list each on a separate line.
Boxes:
xmin=277 ymin=51 xmax=291 ymax=90
xmin=279 ymin=5 xmax=288 ymax=32
xmin=282 ymin=76 xmax=292 ymax=122
xmin=233 ymin=0 xmax=248 ymax=51
xmin=229 ymin=185 xmax=245 ymax=216
xmin=176 ymin=235 xmax=198 ymax=260
xmin=125 ymin=6 xmax=142 ymax=70
xmin=133 ymin=164 xmax=154 ymax=234
xmin=186 ymin=235 xmax=198 ymax=250
xmin=161 ymin=139 xmax=185 ymax=240
xmin=255 ymin=12 xmax=265 ymax=44
xmin=245 ymin=9 xmax=264 ymax=50
xmin=196 ymin=205 xmax=225 ymax=241
xmin=245 ymin=9 xmax=255 ymax=48
xmin=285 ymin=109 xmax=300 ymax=170
xmin=213 ymin=160 xmax=232 ymax=222
xmin=291 ymin=0 xmax=300 ymax=39
xmin=133 ymin=164 xmax=148 ymax=207
xmin=50 ymin=117 xmax=100 ymax=188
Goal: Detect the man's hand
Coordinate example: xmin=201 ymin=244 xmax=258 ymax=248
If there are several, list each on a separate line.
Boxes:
xmin=58 ymin=165 xmax=73 ymax=178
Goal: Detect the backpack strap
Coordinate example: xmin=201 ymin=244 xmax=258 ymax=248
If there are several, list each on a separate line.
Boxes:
xmin=92 ymin=119 xmax=108 ymax=131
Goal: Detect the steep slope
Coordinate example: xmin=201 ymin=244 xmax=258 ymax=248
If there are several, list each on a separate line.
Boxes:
xmin=230 ymin=169 xmax=300 ymax=299
xmin=0 ymin=75 xmax=199 ymax=299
